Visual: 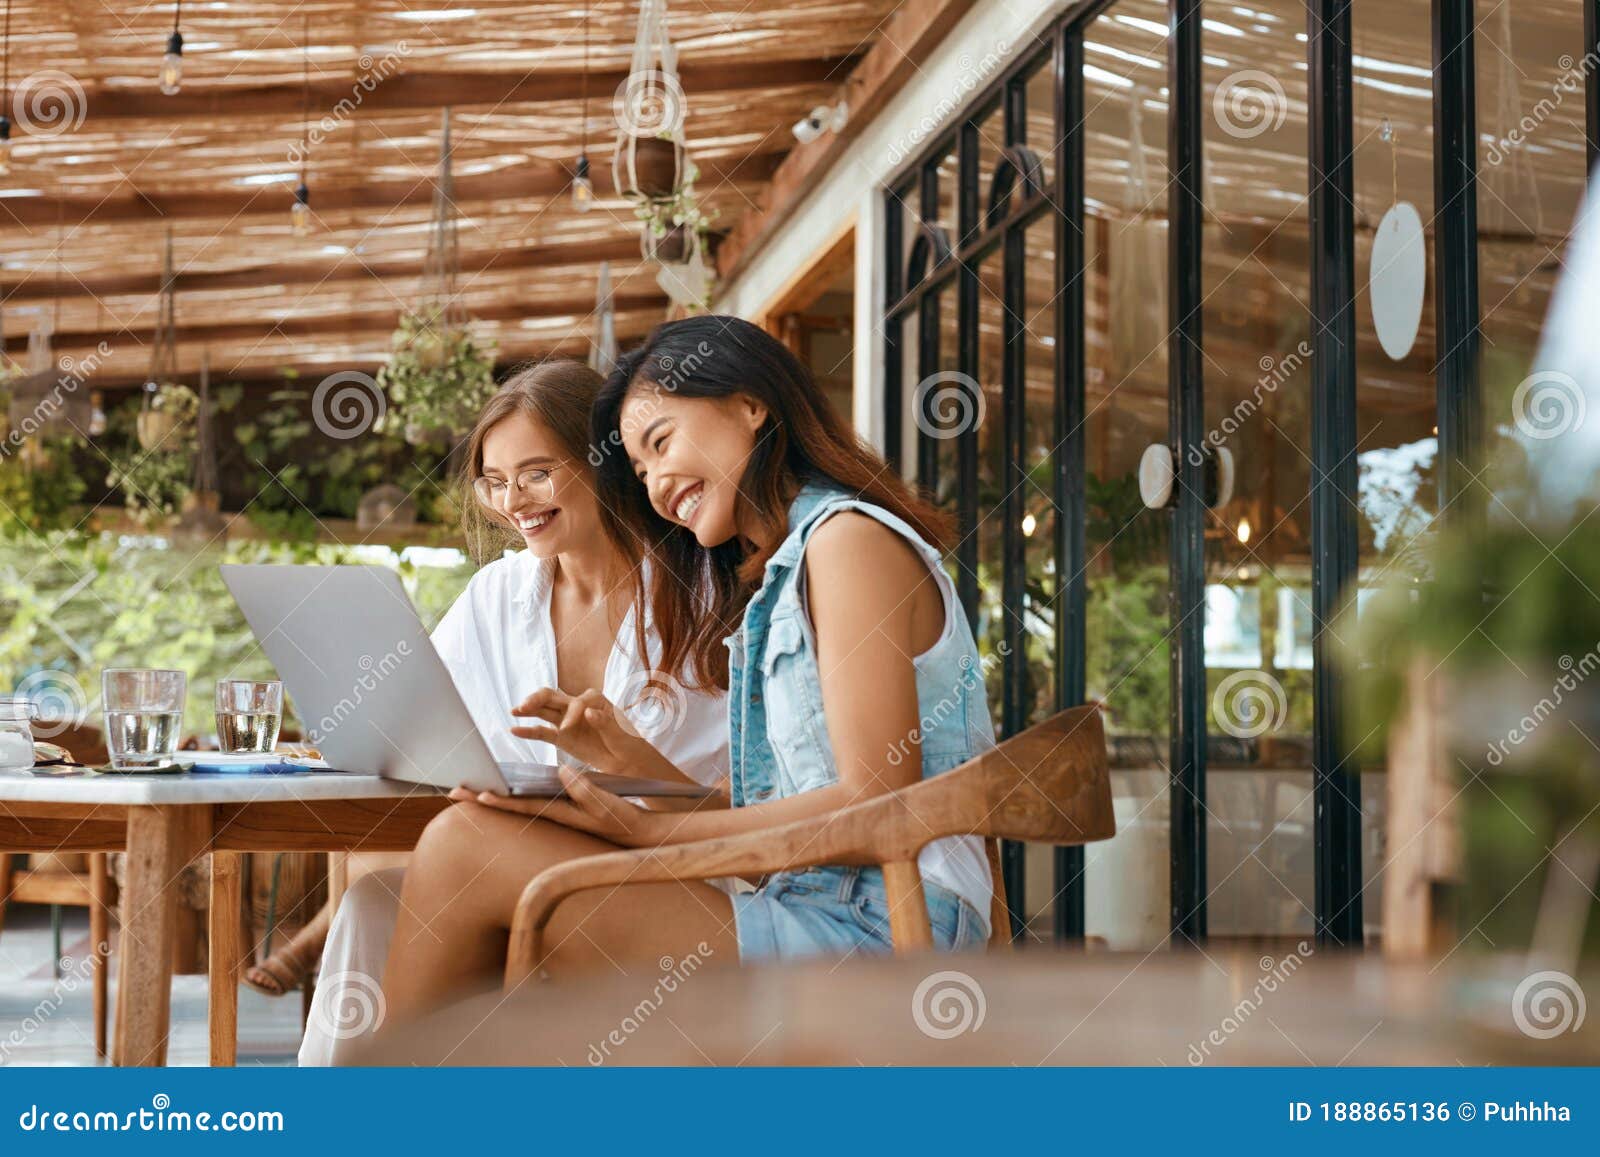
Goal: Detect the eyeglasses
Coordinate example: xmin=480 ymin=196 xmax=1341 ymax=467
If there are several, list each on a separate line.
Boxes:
xmin=472 ymin=463 xmax=564 ymax=508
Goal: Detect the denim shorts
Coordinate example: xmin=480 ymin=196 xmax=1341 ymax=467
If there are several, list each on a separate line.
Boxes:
xmin=733 ymin=865 xmax=990 ymax=962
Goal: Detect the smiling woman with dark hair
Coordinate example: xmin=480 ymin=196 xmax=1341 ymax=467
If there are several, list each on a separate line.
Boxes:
xmin=380 ymin=316 xmax=995 ymax=1021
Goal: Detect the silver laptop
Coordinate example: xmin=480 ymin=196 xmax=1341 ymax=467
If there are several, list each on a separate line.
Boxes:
xmin=219 ymin=563 xmax=712 ymax=799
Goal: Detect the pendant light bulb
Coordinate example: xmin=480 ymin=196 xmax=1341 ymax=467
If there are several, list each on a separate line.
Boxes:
xmin=291 ymin=182 xmax=311 ymax=236
xmin=572 ymin=153 xmax=595 ymax=212
xmin=0 ymin=117 xmax=11 ymax=178
xmin=160 ymin=30 xmax=183 ymax=95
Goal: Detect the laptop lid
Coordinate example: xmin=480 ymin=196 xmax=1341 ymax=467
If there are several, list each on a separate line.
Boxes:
xmin=219 ymin=563 xmax=509 ymax=794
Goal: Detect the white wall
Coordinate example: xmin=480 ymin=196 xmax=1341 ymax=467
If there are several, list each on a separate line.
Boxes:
xmin=713 ymin=0 xmax=1072 ymax=450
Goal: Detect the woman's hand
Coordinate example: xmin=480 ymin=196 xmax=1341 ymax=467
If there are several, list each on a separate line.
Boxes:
xmin=510 ymin=687 xmax=675 ymax=778
xmin=449 ymin=768 xmax=667 ymax=848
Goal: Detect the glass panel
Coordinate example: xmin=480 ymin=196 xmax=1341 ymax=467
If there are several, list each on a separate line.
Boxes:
xmin=1022 ymin=216 xmax=1058 ymax=727
xmin=1201 ymin=0 xmax=1315 ymax=942
xmin=937 ymin=141 xmax=962 ymax=242
xmin=1352 ymin=0 xmax=1437 ymax=942
xmin=1476 ymin=2 xmax=1590 ymax=453
xmin=1026 ymin=59 xmax=1057 ymax=186
xmin=976 ymin=100 xmax=1006 ymax=232
xmin=898 ymin=309 xmax=921 ymax=484
xmin=1081 ymin=0 xmax=1171 ymax=952
xmin=975 ymin=256 xmax=1006 ymax=724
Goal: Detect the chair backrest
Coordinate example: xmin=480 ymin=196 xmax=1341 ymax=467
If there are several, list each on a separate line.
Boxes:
xmin=969 ymin=706 xmax=1114 ymax=948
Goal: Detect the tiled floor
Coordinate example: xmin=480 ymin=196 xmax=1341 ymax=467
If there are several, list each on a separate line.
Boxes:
xmin=0 ymin=905 xmax=306 ymax=1066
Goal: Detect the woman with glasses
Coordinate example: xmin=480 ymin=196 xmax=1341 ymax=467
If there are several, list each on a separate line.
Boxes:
xmin=292 ymin=360 xmax=728 ymax=1065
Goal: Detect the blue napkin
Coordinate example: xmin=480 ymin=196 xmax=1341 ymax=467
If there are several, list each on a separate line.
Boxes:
xmin=179 ymin=755 xmax=309 ymax=775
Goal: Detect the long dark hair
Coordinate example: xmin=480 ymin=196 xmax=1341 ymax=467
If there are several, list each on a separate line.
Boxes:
xmin=592 ymin=315 xmax=952 ymax=690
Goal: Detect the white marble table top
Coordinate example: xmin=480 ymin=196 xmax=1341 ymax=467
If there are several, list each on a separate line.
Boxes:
xmin=0 ymin=766 xmax=444 ymax=806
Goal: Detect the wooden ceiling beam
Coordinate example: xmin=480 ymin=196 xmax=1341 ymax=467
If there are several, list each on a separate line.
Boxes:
xmin=715 ymin=0 xmax=980 ymax=283
xmin=0 ymin=150 xmax=783 ymax=228
xmin=7 ymin=57 xmax=860 ymax=123
xmin=2 ymin=293 xmax=667 ymax=355
xmin=1 ymin=236 xmax=649 ymax=303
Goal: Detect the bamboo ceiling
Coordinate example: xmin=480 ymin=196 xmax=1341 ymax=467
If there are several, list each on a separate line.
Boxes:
xmin=0 ymin=0 xmax=890 ymax=386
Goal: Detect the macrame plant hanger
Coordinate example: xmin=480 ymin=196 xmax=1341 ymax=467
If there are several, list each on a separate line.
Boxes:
xmin=612 ymin=0 xmax=686 ymax=201
xmin=421 ymin=107 xmax=464 ymax=342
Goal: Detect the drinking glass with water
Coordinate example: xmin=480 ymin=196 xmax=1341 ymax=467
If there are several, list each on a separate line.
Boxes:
xmin=0 ymin=697 xmax=36 ymax=772
xmin=214 ymin=680 xmax=282 ymax=753
xmin=102 ymin=669 xmax=187 ymax=770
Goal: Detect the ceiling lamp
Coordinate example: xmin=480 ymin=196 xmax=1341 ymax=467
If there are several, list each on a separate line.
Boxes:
xmin=0 ymin=0 xmax=13 ymax=175
xmin=571 ymin=1 xmax=595 ymax=212
xmin=291 ymin=17 xmax=312 ymax=236
xmin=161 ymin=1 xmax=184 ymax=95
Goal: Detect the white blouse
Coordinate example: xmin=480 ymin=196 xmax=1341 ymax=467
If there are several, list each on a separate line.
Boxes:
xmin=428 ymin=550 xmax=729 ymax=788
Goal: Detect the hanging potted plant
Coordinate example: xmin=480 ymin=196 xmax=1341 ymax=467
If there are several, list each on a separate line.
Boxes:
xmin=637 ymin=161 xmax=714 ymax=266
xmin=135 ymin=381 xmax=200 ymax=451
xmin=375 ymin=308 xmax=498 ymax=447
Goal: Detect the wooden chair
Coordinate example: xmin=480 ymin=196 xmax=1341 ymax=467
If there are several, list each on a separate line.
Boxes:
xmin=505 ymin=705 xmax=1115 ymax=987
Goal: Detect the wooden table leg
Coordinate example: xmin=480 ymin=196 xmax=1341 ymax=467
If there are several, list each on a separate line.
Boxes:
xmin=209 ymin=851 xmax=243 ymax=1067
xmin=114 ymin=805 xmax=210 ymax=1067
xmin=89 ymin=854 xmax=110 ymax=1059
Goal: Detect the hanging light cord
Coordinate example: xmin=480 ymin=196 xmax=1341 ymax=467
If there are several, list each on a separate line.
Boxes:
xmin=172 ymin=0 xmax=181 ymax=34
xmin=4 ymin=0 xmax=13 ymax=103
xmin=299 ymin=14 xmax=309 ymax=182
xmin=585 ymin=1 xmax=592 ymax=155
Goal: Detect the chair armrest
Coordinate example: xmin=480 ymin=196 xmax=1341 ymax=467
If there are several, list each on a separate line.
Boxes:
xmin=504 ymin=778 xmax=948 ymax=987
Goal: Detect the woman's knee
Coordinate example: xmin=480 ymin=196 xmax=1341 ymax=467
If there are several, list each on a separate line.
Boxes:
xmin=411 ymin=801 xmax=504 ymax=875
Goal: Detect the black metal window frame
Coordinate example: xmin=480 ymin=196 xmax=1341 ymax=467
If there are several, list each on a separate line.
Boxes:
xmin=879 ymin=0 xmax=1598 ymax=947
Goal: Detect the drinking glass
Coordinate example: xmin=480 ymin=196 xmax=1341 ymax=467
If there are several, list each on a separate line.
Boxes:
xmin=102 ymin=669 xmax=187 ymax=770
xmin=0 ymin=697 xmax=36 ymax=771
xmin=214 ymin=680 xmax=283 ymax=754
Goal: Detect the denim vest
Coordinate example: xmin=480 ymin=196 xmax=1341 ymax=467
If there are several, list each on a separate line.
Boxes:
xmin=725 ymin=484 xmax=997 ymax=823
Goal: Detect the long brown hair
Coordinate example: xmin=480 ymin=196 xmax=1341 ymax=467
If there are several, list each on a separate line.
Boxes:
xmin=459 ymin=359 xmax=639 ymax=580
xmin=591 ymin=315 xmax=953 ymax=691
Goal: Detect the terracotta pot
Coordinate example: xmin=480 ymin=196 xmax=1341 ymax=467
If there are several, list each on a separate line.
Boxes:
xmin=629 ymin=136 xmax=680 ymax=199
xmin=136 ymin=409 xmax=185 ymax=451
xmin=649 ymin=225 xmax=693 ymax=265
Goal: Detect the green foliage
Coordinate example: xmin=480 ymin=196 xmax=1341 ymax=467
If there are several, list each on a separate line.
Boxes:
xmin=375 ymin=310 xmax=498 ymax=446
xmin=0 ymin=533 xmax=476 ymax=736
xmin=0 ymin=437 xmax=88 ymax=537
xmin=104 ymin=406 xmax=194 ymax=527
xmin=233 ymin=373 xmax=457 ymax=540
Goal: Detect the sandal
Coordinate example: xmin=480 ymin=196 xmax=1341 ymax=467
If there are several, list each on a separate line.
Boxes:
xmin=242 ymin=939 xmax=318 ymax=996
